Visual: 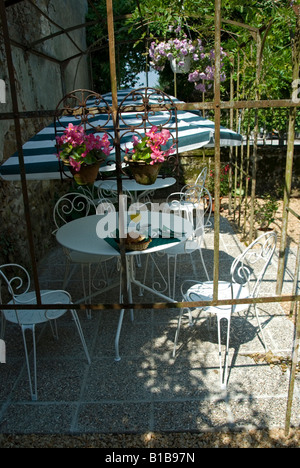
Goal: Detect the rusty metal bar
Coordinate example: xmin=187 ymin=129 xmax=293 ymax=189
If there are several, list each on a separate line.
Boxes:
xmin=176 ymin=99 xmax=300 ymax=111
xmin=285 ymin=6 xmax=300 ymax=433
xmin=0 ymin=0 xmax=41 ymax=304
xmin=285 ymin=298 xmax=299 ymax=436
xmin=106 ymin=0 xmax=128 ymax=305
xmin=283 ymin=9 xmax=300 ymax=434
xmin=0 ymin=34 xmax=64 ymax=64
xmin=212 ymin=0 xmax=221 ymax=302
xmin=0 ymin=110 xmax=57 ymax=120
xmin=290 ymin=234 xmax=300 ymax=318
xmin=1 ymin=294 xmax=299 ymax=312
xmin=276 ymin=9 xmax=300 ymax=295
xmin=2 ymin=98 xmax=298 ymax=122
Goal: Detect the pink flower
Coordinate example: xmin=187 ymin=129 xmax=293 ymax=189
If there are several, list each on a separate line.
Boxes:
xmin=132 ymin=135 xmax=140 ymax=147
xmin=150 ymin=146 xmax=165 ymax=164
xmin=146 ymin=126 xmax=158 ymax=140
xmin=160 ymin=129 xmax=171 ymax=145
xmin=164 ymin=144 xmax=175 ymax=157
xmin=69 ymin=157 xmax=81 ymax=172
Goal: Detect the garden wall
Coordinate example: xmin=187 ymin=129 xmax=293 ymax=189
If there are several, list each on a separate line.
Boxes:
xmin=179 ymin=145 xmax=300 ymax=197
xmin=0 ymin=0 xmax=90 ymax=268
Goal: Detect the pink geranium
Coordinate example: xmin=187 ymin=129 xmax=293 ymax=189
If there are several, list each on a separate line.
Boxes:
xmin=56 ymin=124 xmax=112 ymax=172
xmin=126 ymin=125 xmax=175 ymax=165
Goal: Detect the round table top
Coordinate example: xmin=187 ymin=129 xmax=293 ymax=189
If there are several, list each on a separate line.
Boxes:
xmin=56 ymin=213 xmax=193 ymax=257
xmin=95 ymin=177 xmax=176 ymax=193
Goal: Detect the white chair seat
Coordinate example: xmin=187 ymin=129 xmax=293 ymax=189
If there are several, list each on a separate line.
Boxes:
xmin=3 ymin=290 xmax=70 ymax=325
xmin=185 ymin=280 xmax=250 ymax=314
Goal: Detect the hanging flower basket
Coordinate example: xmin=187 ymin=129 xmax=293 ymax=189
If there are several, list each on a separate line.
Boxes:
xmin=170 ymin=55 xmax=191 ymax=74
xmin=69 ymin=161 xmax=102 ymax=186
xmin=127 ymin=160 xmax=162 ymax=185
xmin=56 ymin=123 xmax=112 ymax=185
xmin=149 ymin=34 xmax=227 ymax=93
xmin=124 ymin=125 xmax=175 ymax=185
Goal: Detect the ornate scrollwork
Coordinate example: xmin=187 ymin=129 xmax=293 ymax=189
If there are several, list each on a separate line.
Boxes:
xmin=55 ymin=89 xmax=112 ymax=132
xmin=117 ymin=87 xmax=180 ymax=178
xmin=54 ymin=89 xmax=114 ymax=180
xmin=54 ymin=87 xmax=180 ymax=181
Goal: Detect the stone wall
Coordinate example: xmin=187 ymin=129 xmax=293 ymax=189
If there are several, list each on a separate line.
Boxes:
xmin=0 ymin=0 xmax=90 ymax=268
xmin=179 ymin=145 xmax=300 ymax=197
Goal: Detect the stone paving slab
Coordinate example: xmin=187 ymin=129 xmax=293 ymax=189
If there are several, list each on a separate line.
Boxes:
xmin=0 ymin=215 xmax=299 ymax=434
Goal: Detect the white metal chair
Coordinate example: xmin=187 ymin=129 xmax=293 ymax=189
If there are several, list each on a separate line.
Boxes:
xmin=143 ymin=186 xmax=212 ymax=299
xmin=195 ymin=166 xmax=207 ymax=188
xmin=173 ymin=231 xmax=277 ymax=389
xmin=53 ymin=192 xmax=115 ymax=317
xmin=165 ymin=184 xmax=205 ymax=226
xmin=0 ymin=263 xmax=91 ymax=401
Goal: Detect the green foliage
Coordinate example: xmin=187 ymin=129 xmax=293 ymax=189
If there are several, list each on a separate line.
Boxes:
xmin=87 ymin=0 xmax=297 ymax=125
xmin=254 ymin=194 xmax=279 ymax=228
xmin=206 ymin=164 xmax=231 ymax=197
xmin=86 ymin=0 xmax=145 ymax=93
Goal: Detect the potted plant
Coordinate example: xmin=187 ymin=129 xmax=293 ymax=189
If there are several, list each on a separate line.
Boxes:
xmin=149 ymin=24 xmax=227 ymax=93
xmin=56 ymin=123 xmax=112 ymax=185
xmin=124 ymin=125 xmax=175 ymax=185
xmin=206 ymin=164 xmax=230 ymax=211
xmin=254 ymin=194 xmax=279 ymax=236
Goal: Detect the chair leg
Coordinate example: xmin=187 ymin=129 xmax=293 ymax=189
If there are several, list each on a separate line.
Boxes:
xmin=173 ymin=307 xmax=185 ymax=357
xmin=198 ymin=248 xmax=210 ymax=281
xmin=21 ymin=324 xmax=38 ymax=401
xmin=49 ymin=319 xmax=59 ymax=340
xmin=80 ymin=264 xmax=91 ymax=320
xmin=70 ymin=310 xmax=91 ymax=365
xmin=115 ymin=309 xmax=125 ymax=362
xmin=216 ymin=313 xmax=231 ymax=390
xmin=87 ymin=263 xmax=92 ymax=320
xmin=254 ymin=304 xmax=267 ymax=350
xmin=173 ymin=305 xmax=196 ymax=358
xmin=62 ymin=260 xmax=76 ymax=290
xmin=167 ymin=255 xmax=177 ymax=300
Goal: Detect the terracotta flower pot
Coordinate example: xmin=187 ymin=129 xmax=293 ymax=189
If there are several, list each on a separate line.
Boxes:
xmin=128 ymin=161 xmax=162 ymax=185
xmin=69 ymin=162 xmax=101 ymax=185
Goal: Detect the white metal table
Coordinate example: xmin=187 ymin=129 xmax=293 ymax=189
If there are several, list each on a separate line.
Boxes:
xmin=95 ymin=176 xmax=176 ymax=202
xmin=56 ymin=212 xmax=193 ymax=361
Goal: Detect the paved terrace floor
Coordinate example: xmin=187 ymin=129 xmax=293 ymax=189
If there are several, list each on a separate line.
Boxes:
xmin=0 ymin=215 xmax=299 ymax=434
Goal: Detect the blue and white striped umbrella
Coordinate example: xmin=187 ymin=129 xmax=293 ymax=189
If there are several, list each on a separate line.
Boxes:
xmin=0 ymin=88 xmax=243 ymax=181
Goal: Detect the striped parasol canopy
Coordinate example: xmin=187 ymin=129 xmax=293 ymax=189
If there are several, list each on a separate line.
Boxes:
xmin=0 ymin=88 xmax=243 ymax=181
